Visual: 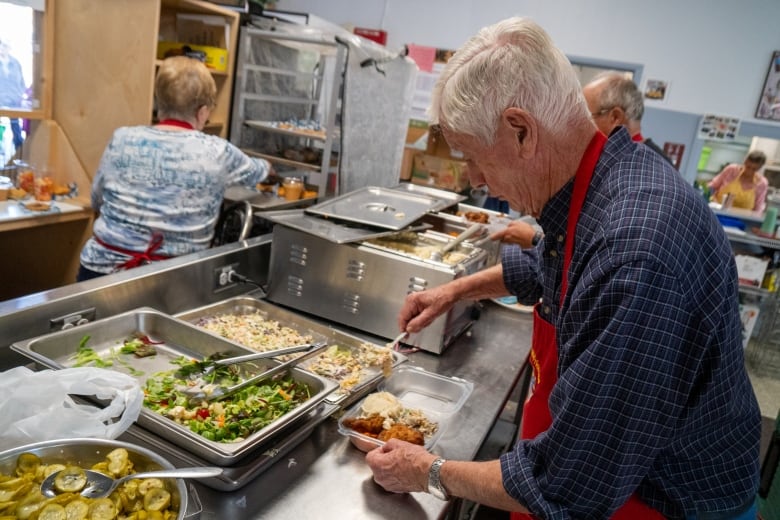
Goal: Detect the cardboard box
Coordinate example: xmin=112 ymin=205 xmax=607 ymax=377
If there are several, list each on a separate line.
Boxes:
xmin=739 ymin=303 xmax=761 ymax=349
xmin=735 ymin=254 xmax=770 ymax=287
xmin=406 ymin=119 xmax=429 ymax=145
xmin=399 ymin=146 xmax=416 ymax=181
xmin=410 ymin=152 xmax=469 ymax=192
xmin=176 ymin=13 xmax=228 ymax=48
xmin=157 ymin=41 xmax=229 ymax=72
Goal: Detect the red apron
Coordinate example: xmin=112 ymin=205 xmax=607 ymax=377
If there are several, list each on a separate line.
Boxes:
xmin=94 ymin=232 xmax=170 ymax=270
xmin=512 ymin=133 xmax=664 ymax=520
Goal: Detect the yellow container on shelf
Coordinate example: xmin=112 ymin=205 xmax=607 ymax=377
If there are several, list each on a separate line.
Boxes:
xmin=157 ymin=41 xmax=228 ymax=72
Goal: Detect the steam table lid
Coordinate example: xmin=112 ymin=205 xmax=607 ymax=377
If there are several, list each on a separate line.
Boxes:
xmin=304 ymin=186 xmax=451 ymax=231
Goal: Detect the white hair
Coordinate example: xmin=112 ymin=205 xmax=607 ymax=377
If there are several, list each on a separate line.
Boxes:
xmin=430 ymin=17 xmax=589 ymax=145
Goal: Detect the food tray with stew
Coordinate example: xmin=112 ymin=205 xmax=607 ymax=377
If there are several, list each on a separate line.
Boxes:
xmin=338 ymin=366 xmax=473 ymax=452
xmin=175 ymin=296 xmax=407 ymax=407
xmin=11 ymin=308 xmax=338 ymax=465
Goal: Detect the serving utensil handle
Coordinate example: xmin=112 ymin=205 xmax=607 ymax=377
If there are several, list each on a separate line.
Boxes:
xmin=214 ymin=343 xmax=322 ymax=366
xmin=206 ymin=341 xmax=329 ymax=402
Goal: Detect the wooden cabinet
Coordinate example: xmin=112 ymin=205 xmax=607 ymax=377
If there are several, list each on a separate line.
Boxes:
xmin=1 ymin=0 xmax=240 ymax=299
xmin=49 ymin=0 xmax=239 ymax=182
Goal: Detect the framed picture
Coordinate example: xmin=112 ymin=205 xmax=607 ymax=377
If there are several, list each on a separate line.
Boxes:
xmin=644 ymin=79 xmax=669 ymax=102
xmin=756 ymin=50 xmax=780 ymax=121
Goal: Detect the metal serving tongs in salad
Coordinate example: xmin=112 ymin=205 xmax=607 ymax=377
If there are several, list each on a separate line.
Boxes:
xmin=182 ymin=342 xmax=329 ymax=405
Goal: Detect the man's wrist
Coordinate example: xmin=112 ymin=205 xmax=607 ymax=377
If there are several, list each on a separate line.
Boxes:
xmin=427 ymin=457 xmax=449 ymax=500
xmin=531 ymin=230 xmax=544 ymax=246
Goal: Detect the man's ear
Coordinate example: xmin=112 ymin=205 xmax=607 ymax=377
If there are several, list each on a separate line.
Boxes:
xmin=608 ymin=106 xmax=627 ymax=127
xmin=502 ymin=107 xmax=537 ymax=159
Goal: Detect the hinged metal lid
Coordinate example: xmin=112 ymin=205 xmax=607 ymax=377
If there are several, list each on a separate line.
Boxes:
xmin=263 ymin=209 xmax=431 ymax=244
xmin=304 ymin=186 xmax=450 ymax=230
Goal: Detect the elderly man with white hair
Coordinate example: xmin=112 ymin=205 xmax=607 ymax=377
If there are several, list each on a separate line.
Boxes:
xmin=366 ymin=17 xmax=760 ymax=520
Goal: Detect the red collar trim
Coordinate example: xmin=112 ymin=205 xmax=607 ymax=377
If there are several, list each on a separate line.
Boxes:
xmin=157 ymin=119 xmax=194 ymax=130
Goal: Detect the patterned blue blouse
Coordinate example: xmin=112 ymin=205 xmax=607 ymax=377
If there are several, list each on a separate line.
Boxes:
xmin=80 ymin=126 xmax=269 ymax=273
xmin=500 ymin=129 xmax=760 ymax=519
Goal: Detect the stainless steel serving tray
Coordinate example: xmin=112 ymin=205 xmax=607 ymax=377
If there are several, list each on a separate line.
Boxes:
xmin=121 ymin=402 xmax=338 ymax=491
xmin=304 ymin=186 xmax=449 ymax=230
xmin=175 ymin=297 xmax=407 ymax=407
xmin=11 ymin=308 xmax=338 ymax=466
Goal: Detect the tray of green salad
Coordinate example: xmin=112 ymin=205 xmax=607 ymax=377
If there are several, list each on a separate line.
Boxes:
xmin=176 ymin=296 xmax=407 ymax=407
xmin=11 ymin=307 xmax=338 ymax=465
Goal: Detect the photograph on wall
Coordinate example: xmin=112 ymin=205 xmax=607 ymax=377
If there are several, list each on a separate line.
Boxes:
xmin=756 ymin=50 xmax=780 ymax=121
xmin=697 ymin=113 xmax=741 ymax=142
xmin=644 ymin=79 xmax=669 ymax=101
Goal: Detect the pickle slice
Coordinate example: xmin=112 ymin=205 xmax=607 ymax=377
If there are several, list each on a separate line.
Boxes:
xmin=53 ymin=466 xmax=87 ymax=494
xmin=38 ymin=503 xmax=67 ymax=520
xmin=87 ymin=497 xmax=116 ymax=520
xmin=64 ymin=499 xmax=89 ymax=520
xmin=143 ymin=488 xmax=171 ymax=511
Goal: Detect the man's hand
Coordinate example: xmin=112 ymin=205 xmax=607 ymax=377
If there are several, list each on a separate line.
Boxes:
xmin=398 ymin=284 xmax=459 ymax=334
xmin=489 ymin=220 xmax=538 ymax=248
xmin=366 ymin=439 xmax=436 ymax=494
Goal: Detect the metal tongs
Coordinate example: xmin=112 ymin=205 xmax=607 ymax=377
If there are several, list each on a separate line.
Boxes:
xmin=429 ymin=223 xmax=483 ymax=262
xmin=183 ymin=342 xmax=328 ymax=404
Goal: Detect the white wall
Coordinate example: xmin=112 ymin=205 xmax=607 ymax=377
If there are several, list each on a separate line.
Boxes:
xmin=277 ymin=0 xmax=780 ymax=124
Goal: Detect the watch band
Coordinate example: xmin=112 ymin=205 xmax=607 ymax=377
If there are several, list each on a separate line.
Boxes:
xmin=427 ymin=457 xmax=448 ymax=500
xmin=531 ymin=230 xmax=544 ymax=246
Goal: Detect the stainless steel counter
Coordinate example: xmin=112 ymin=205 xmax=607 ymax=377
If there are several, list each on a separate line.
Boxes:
xmin=184 ymin=303 xmax=532 ymax=520
xmin=0 ymin=236 xmax=532 ymax=519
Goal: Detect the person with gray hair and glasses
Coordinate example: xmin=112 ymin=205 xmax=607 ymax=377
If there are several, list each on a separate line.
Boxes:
xmin=366 ymin=16 xmax=760 ymax=520
xmin=583 ymin=71 xmax=674 ymax=165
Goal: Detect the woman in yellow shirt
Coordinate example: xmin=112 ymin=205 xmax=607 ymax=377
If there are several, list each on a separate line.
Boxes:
xmin=708 ymin=150 xmax=769 ymax=212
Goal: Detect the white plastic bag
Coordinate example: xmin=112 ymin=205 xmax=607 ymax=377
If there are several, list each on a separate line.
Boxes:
xmin=0 ymin=366 xmax=143 ymax=451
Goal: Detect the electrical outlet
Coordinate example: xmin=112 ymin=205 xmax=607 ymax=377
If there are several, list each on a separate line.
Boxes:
xmin=213 ymin=263 xmax=239 ymax=292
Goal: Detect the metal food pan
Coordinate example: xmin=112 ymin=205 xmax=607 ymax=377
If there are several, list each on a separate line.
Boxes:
xmin=11 ymin=307 xmax=257 ymax=378
xmin=176 ymin=297 xmax=407 ymax=406
xmin=0 ymin=438 xmax=192 ymax=520
xmin=121 ymin=402 xmax=338 ymax=491
xmin=11 ymin=308 xmax=338 ymax=466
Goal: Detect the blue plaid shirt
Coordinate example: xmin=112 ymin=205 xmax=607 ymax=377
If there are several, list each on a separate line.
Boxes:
xmin=499 ymin=128 xmax=761 ymax=519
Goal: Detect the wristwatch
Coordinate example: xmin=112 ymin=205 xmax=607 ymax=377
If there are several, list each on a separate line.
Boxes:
xmin=531 ymin=230 xmax=544 ymax=247
xmin=427 ymin=457 xmax=449 ymax=500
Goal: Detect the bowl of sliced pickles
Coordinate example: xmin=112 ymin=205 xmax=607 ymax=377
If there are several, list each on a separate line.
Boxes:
xmin=0 ymin=437 xmax=190 ymax=519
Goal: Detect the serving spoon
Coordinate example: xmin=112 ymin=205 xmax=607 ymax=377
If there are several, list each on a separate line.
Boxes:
xmin=41 ymin=466 xmax=223 ymax=499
